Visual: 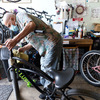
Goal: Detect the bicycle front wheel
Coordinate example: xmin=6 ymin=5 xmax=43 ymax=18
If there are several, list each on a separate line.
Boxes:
xmin=64 ymin=89 xmax=100 ymax=100
xmin=80 ymin=50 xmax=100 ymax=86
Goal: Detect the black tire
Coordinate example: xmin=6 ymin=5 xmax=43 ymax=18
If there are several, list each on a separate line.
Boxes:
xmin=65 ymin=89 xmax=100 ymax=100
xmin=0 ymin=27 xmax=4 ymax=43
xmin=80 ymin=50 xmax=100 ymax=86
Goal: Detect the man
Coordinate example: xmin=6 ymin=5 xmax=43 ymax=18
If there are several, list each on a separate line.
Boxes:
xmin=3 ymin=12 xmax=63 ymax=99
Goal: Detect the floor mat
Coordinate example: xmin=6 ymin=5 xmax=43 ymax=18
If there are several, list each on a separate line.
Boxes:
xmin=0 ymin=85 xmax=13 ymax=100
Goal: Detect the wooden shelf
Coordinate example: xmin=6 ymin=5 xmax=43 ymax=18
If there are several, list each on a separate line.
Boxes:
xmin=63 ymin=39 xmax=93 ymax=50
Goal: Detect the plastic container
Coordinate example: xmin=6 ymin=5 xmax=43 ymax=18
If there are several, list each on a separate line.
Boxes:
xmin=65 ymin=25 xmax=69 ymax=37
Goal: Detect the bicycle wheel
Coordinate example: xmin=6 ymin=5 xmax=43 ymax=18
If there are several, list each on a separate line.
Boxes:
xmin=62 ymin=89 xmax=100 ymax=100
xmin=80 ymin=50 xmax=100 ymax=86
xmin=87 ymin=53 xmax=100 ymax=82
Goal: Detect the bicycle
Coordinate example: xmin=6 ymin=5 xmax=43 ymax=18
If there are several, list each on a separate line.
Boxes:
xmin=80 ymin=50 xmax=100 ymax=87
xmin=19 ymin=6 xmax=55 ymax=28
xmin=0 ymin=7 xmax=13 ymax=43
xmin=4 ymin=45 xmax=100 ymax=100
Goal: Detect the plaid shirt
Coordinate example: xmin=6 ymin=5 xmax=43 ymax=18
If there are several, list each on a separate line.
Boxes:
xmin=16 ymin=12 xmax=62 ymax=56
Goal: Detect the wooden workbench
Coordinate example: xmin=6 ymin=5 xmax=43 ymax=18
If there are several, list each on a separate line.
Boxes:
xmin=63 ymin=39 xmax=93 ymax=50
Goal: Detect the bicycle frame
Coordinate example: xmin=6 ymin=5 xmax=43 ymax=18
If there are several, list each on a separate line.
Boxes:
xmin=6 ymin=49 xmax=100 ymax=100
xmin=8 ymin=55 xmax=55 ymax=95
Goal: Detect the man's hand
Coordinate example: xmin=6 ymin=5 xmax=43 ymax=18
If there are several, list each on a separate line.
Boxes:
xmin=18 ymin=47 xmax=25 ymax=52
xmin=5 ymin=38 xmax=17 ymax=50
xmin=18 ymin=43 xmax=33 ymax=52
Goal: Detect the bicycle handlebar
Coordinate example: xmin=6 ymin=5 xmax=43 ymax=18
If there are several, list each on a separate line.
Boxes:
xmin=18 ymin=6 xmax=28 ymax=13
xmin=27 ymin=7 xmax=44 ymax=19
xmin=0 ymin=7 xmax=8 ymax=19
xmin=44 ymin=14 xmax=55 ymax=22
xmin=0 ymin=44 xmax=13 ymax=58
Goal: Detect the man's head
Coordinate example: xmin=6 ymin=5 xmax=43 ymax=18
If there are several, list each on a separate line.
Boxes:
xmin=3 ymin=13 xmax=16 ymax=28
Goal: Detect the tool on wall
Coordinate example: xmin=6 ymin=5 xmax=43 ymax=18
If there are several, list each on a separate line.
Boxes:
xmin=68 ymin=4 xmax=74 ymax=18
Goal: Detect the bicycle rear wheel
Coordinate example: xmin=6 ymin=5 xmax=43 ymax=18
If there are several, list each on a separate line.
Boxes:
xmin=64 ymin=89 xmax=100 ymax=100
xmin=80 ymin=50 xmax=100 ymax=86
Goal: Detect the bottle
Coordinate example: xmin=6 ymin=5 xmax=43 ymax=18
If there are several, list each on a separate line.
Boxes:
xmin=75 ymin=28 xmax=78 ymax=37
xmin=78 ymin=25 xmax=82 ymax=38
xmin=64 ymin=25 xmax=69 ymax=38
xmin=83 ymin=22 xmax=87 ymax=37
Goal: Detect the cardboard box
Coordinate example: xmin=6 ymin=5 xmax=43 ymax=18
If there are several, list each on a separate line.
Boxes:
xmin=94 ymin=23 xmax=100 ymax=32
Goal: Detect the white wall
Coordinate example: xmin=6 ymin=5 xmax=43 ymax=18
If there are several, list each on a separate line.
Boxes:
xmin=0 ymin=0 xmax=100 ymax=31
xmin=0 ymin=0 xmax=56 ymax=14
xmin=0 ymin=0 xmax=56 ymax=23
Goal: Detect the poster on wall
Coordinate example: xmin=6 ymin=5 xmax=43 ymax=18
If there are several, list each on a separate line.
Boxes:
xmin=2 ymin=0 xmax=31 ymax=3
xmin=87 ymin=0 xmax=98 ymax=2
xmin=91 ymin=7 xmax=100 ymax=19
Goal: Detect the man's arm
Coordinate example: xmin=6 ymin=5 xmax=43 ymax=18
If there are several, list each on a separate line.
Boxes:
xmin=5 ymin=21 xmax=36 ymax=50
xmin=13 ymin=21 xmax=36 ymax=43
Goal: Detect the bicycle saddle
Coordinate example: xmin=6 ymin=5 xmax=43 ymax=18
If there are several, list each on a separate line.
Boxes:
xmin=49 ymin=68 xmax=75 ymax=89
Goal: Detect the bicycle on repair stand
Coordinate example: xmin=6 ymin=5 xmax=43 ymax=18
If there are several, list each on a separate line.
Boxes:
xmin=0 ymin=44 xmax=99 ymax=100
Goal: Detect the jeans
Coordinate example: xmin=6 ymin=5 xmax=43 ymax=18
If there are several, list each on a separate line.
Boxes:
xmin=40 ymin=39 xmax=63 ymax=88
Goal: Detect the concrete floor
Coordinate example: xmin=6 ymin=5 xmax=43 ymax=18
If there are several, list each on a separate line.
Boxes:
xmin=0 ymin=73 xmax=100 ymax=100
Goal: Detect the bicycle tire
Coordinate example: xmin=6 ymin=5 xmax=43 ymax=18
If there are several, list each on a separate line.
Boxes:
xmin=87 ymin=53 xmax=100 ymax=82
xmin=0 ymin=27 xmax=4 ymax=43
xmin=80 ymin=50 xmax=100 ymax=86
xmin=65 ymin=89 xmax=100 ymax=100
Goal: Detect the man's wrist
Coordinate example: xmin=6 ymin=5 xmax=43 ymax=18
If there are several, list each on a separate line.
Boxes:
xmin=13 ymin=36 xmax=19 ymax=43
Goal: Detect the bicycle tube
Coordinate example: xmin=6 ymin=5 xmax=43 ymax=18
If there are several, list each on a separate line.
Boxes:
xmin=15 ymin=68 xmax=35 ymax=87
xmin=11 ymin=67 xmax=20 ymax=100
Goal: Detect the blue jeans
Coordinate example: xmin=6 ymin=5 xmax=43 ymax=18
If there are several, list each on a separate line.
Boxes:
xmin=40 ymin=39 xmax=63 ymax=88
